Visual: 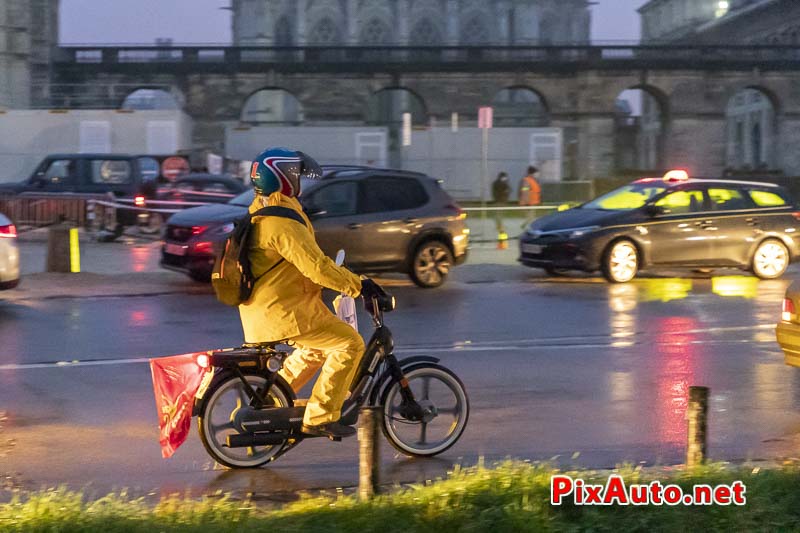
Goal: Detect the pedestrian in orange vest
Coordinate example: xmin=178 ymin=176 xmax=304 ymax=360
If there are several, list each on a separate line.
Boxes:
xmin=518 ymin=166 xmax=541 ymax=206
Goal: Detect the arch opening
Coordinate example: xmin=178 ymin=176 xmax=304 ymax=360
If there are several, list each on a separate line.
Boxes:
xmin=725 ymin=87 xmax=777 ymax=172
xmin=491 ymin=87 xmax=549 ymax=127
xmin=613 ymin=87 xmax=667 ymax=173
xmin=240 ymin=88 xmax=303 ymax=125
xmin=121 ymin=89 xmax=180 ymax=111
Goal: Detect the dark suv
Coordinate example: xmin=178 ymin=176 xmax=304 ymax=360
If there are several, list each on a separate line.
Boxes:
xmin=0 ymin=153 xmax=160 ymax=233
xmin=161 ymin=168 xmax=469 ymax=287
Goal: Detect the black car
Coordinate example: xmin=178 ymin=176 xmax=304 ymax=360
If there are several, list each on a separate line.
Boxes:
xmin=519 ymin=172 xmax=800 ymax=282
xmin=157 ymin=174 xmax=247 ymax=204
xmin=161 ymin=168 xmax=469 ymax=287
xmin=0 ymin=153 xmax=161 ymax=234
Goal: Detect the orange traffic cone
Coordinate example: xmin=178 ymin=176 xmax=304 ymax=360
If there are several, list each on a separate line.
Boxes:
xmin=497 ymin=231 xmax=509 ymax=250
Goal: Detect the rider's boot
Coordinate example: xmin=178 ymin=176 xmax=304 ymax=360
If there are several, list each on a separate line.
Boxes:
xmin=301 ymin=421 xmax=356 ymax=439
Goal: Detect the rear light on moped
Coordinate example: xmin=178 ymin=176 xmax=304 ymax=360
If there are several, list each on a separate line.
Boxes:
xmin=782 ymin=298 xmax=796 ymax=322
xmin=0 ymin=224 xmax=17 ymax=238
xmin=196 ymin=353 xmax=210 ymax=369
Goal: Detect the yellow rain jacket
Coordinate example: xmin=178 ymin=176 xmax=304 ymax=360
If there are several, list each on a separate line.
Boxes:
xmin=238 ymin=192 xmax=362 ymax=343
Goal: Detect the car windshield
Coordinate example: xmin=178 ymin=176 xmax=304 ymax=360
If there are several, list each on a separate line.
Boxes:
xmin=582 ymin=182 xmax=667 ymax=211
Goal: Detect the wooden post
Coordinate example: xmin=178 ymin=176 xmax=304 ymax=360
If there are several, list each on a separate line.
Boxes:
xmin=46 ymin=224 xmax=72 ymax=273
xmin=358 ymin=407 xmax=381 ymax=500
xmin=686 ymin=386 xmax=709 ymax=467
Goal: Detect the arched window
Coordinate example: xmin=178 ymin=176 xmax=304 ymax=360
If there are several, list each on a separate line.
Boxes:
xmin=360 ymin=17 xmax=393 ymax=44
xmin=411 ymin=18 xmax=443 ymax=45
xmin=613 ymin=88 xmax=666 ymax=171
xmin=726 ymin=88 xmax=775 ymax=169
xmin=367 ymin=88 xmax=427 ymax=126
xmin=240 ymin=88 xmax=303 ymax=124
xmin=121 ymin=89 xmax=180 ymax=110
xmin=491 ymin=87 xmax=549 ymax=127
xmin=461 ymin=15 xmax=490 ymax=44
xmin=310 ymin=16 xmax=343 ymax=45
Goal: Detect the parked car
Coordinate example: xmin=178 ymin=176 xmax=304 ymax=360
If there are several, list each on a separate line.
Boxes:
xmin=519 ymin=170 xmax=800 ymax=282
xmin=0 ymin=211 xmax=19 ymax=290
xmin=157 ymin=174 xmax=247 ymax=204
xmin=161 ymin=168 xmax=469 ymax=287
xmin=0 ymin=153 xmax=161 ymax=235
xmin=777 ymin=281 xmax=800 ymax=368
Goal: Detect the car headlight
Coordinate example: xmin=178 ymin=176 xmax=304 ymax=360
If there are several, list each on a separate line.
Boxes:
xmin=568 ymin=226 xmax=600 ymax=238
xmin=212 ymin=222 xmax=235 ymax=236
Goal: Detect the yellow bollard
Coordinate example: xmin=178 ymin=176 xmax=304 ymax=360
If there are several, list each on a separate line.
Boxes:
xmin=497 ymin=231 xmax=509 ymax=250
xmin=69 ymin=228 xmax=81 ymax=273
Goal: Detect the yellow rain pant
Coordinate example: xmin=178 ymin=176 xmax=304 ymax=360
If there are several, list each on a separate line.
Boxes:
xmin=279 ymin=315 xmax=365 ymax=426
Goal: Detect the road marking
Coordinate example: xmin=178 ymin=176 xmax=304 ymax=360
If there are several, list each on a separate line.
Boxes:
xmin=0 ymin=324 xmax=780 ymax=371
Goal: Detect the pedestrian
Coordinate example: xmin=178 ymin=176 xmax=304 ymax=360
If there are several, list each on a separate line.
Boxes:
xmin=491 ymin=171 xmax=511 ymax=204
xmin=518 ymin=166 xmax=542 ymax=206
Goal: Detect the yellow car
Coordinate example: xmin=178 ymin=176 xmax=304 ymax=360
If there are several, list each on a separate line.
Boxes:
xmin=777 ymin=281 xmax=800 ymax=367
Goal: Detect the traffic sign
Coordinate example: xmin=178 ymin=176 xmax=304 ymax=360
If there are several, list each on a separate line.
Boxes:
xmin=161 ymin=156 xmax=189 ymax=181
xmin=478 ymin=106 xmax=493 ymax=129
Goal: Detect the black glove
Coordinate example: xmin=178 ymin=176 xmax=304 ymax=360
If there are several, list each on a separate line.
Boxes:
xmin=360 ymin=278 xmax=381 ymax=300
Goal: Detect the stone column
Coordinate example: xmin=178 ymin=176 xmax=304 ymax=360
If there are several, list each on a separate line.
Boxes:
xmin=497 ymin=0 xmax=512 ymax=44
xmin=667 ymin=113 xmax=727 ymax=176
xmin=398 ymin=0 xmax=410 ymax=45
xmin=297 ymin=0 xmax=307 ymax=45
xmin=446 ymin=0 xmax=459 ymax=45
xmin=347 ymin=0 xmax=358 ymax=44
xmin=777 ymin=114 xmax=800 ymax=175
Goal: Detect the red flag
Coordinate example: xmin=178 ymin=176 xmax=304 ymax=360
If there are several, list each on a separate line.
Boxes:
xmin=149 ymin=353 xmax=211 ymax=458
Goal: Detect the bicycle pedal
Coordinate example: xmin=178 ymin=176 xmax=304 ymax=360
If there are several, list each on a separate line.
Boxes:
xmin=329 ymin=435 xmax=342 ymax=442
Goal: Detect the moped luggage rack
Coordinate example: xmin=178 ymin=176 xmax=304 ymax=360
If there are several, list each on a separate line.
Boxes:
xmin=208 ymin=343 xmax=290 ymax=410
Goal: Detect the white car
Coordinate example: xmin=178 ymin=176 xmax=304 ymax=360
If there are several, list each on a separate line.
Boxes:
xmin=0 ymin=212 xmax=19 ymax=290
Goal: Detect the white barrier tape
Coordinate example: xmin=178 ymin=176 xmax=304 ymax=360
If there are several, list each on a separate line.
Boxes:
xmin=91 ymin=199 xmax=180 ymax=214
xmin=171 ymin=188 xmax=236 ymax=199
xmin=115 ymin=198 xmax=211 ymax=207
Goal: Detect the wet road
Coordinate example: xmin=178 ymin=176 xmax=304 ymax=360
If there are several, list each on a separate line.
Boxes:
xmin=2 ymin=262 xmax=799 ymax=498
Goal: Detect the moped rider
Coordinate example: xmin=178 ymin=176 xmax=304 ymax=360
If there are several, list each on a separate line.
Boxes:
xmin=241 ymin=147 xmax=380 ymax=439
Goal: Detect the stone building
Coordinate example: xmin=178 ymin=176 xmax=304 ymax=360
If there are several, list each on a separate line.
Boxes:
xmin=636 ymin=0 xmax=800 ymax=173
xmin=0 ymin=0 xmax=59 ymax=109
xmin=231 ymin=0 xmax=592 ymax=46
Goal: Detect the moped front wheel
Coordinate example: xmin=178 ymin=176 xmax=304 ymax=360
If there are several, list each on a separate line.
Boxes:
xmin=380 ymin=363 xmax=469 ymax=457
xmin=198 ymin=373 xmax=292 ymax=468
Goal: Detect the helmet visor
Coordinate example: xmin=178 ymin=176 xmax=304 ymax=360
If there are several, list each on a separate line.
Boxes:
xmin=297 ymin=152 xmax=323 ymax=180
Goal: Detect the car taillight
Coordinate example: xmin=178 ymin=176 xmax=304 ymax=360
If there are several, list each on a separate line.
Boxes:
xmin=782 ymin=298 xmax=796 ymax=322
xmin=193 ymin=241 xmax=213 ymax=254
xmin=191 ymin=225 xmax=208 ymax=235
xmin=791 ymin=212 xmax=800 ymax=221
xmin=0 ymin=224 xmax=17 ymax=238
xmin=134 ymin=195 xmax=146 ymax=207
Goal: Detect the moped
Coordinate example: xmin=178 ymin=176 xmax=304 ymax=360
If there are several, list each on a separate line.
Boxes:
xmin=193 ymin=280 xmax=469 ymax=468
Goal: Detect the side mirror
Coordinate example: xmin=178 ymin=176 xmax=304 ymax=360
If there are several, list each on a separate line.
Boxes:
xmin=645 ymin=204 xmax=666 ymax=217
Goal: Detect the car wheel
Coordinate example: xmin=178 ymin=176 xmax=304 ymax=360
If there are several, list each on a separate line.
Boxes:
xmin=602 ymin=240 xmax=638 ymax=283
xmin=410 ymin=241 xmax=453 ymax=288
xmin=139 ymin=213 xmax=163 ymax=235
xmin=751 ymin=239 xmax=789 ymax=279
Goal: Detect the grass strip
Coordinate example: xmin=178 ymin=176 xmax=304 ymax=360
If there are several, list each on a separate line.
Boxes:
xmin=2 ymin=461 xmax=800 ymax=532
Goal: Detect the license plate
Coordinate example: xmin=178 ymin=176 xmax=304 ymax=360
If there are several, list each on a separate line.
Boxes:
xmin=165 ymin=243 xmax=187 ymax=256
xmin=522 ymin=243 xmax=542 ymax=254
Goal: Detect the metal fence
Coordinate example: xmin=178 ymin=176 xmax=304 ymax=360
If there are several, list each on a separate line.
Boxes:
xmin=0 ymin=193 xmax=110 ymax=228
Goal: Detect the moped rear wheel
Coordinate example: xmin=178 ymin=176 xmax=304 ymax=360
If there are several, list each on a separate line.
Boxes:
xmin=198 ymin=373 xmax=291 ymax=468
xmin=380 ymin=363 xmax=469 ymax=457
